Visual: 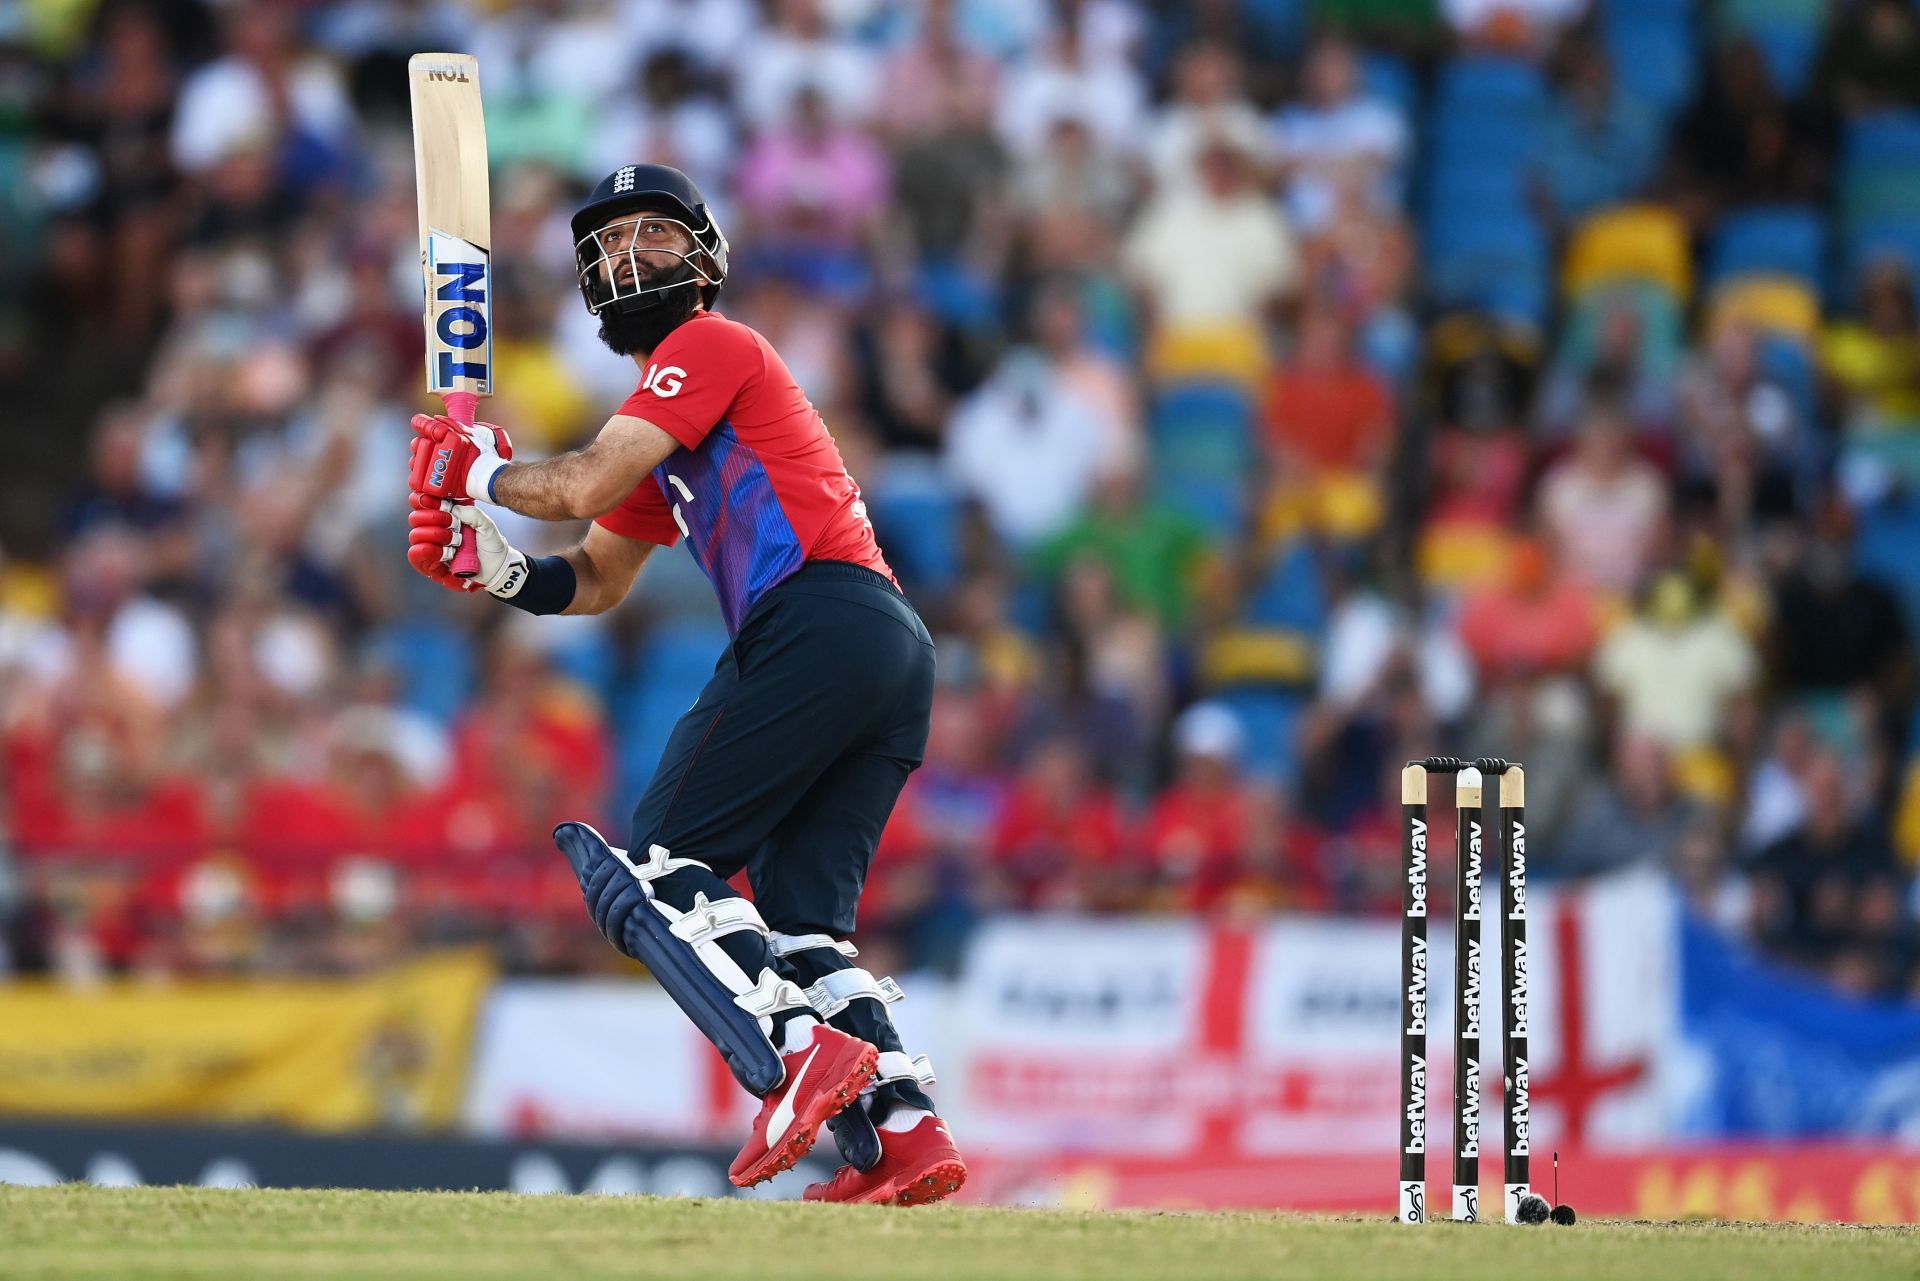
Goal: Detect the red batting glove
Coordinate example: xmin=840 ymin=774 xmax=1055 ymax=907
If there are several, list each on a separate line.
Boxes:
xmin=406 ymin=491 xmax=479 ymax=592
xmin=409 ymin=413 xmax=514 ymax=502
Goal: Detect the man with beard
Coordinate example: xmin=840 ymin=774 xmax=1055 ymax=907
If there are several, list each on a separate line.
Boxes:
xmin=405 ymin=164 xmax=961 ymax=1205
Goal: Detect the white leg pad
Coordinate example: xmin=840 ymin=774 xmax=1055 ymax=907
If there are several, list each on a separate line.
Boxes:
xmin=645 ymin=895 xmax=806 ymax=1027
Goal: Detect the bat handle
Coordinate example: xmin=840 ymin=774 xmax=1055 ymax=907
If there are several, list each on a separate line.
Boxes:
xmin=444 ymin=391 xmax=482 ymax=579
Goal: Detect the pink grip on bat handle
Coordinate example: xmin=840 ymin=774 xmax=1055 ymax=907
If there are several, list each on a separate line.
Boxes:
xmin=444 ymin=391 xmax=482 ymax=579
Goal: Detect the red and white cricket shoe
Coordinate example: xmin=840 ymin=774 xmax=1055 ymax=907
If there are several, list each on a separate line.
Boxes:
xmin=803 ymin=1114 xmax=967 ymax=1206
xmin=729 ymin=1024 xmax=879 ymax=1188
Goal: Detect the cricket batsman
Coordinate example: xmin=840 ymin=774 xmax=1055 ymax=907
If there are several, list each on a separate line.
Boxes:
xmin=405 ymin=164 xmax=962 ymax=1205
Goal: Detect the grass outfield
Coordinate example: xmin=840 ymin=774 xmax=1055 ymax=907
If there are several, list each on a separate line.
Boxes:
xmin=3 ymin=1187 xmax=1919 ymax=1281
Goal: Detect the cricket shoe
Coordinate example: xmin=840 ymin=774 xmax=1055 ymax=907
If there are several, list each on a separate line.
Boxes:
xmin=729 ymin=1024 xmax=879 ymax=1188
xmin=803 ymin=1114 xmax=967 ymax=1206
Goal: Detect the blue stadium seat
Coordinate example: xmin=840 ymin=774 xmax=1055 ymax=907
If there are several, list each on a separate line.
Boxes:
xmin=1605 ymin=11 xmax=1698 ymax=116
xmin=1436 ymin=57 xmax=1549 ymax=113
xmin=1151 ymin=382 xmax=1256 ymax=538
xmin=1422 ymin=203 xmax=1552 ymax=323
xmin=1843 ymin=219 xmax=1920 ymax=299
xmin=1242 ymin=0 xmax=1309 ymax=53
xmin=1717 ymin=0 xmax=1829 ymax=95
xmin=867 ymin=482 xmax=963 ymax=595
xmin=1708 ymin=205 xmax=1826 ymax=287
xmin=1426 ymin=120 xmax=1541 ymax=170
xmin=364 ymin=621 xmax=476 ymax=725
xmin=1756 ymin=333 xmax=1817 ymax=425
xmin=612 ymin=679 xmax=695 ymax=802
xmin=1359 ymin=51 xmax=1419 ymax=119
xmin=543 ymin=624 xmax=618 ymax=703
xmin=635 ymin=622 xmax=727 ymax=689
xmin=1153 ymin=381 xmax=1256 ymax=431
xmin=611 ymin=623 xmax=728 ymax=799
xmin=1843 ymin=111 xmax=1920 ymax=173
xmin=1421 ymin=165 xmax=1532 ymax=222
xmin=1853 ymin=496 xmax=1920 ymax=622
xmin=1744 ymin=19 xmax=1820 ymax=97
xmin=1246 ymin=541 xmax=1326 ymax=631
xmin=1215 ymin=688 xmax=1307 ymax=782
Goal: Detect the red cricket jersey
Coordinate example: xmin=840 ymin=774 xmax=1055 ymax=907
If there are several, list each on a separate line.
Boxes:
xmin=595 ymin=310 xmax=894 ymax=632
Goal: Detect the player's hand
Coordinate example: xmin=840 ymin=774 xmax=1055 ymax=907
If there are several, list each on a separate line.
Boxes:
xmin=409 ymin=413 xmax=514 ymax=503
xmin=406 ymin=491 xmax=479 ymax=592
xmin=408 ymin=493 xmax=531 ymax=599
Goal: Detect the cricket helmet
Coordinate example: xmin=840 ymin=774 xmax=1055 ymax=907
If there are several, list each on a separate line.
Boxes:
xmin=571 ymin=163 xmax=729 ymax=314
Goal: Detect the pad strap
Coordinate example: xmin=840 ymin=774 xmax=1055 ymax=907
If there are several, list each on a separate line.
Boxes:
xmin=803 ymin=967 xmax=904 ymax=1019
xmin=611 ymin=842 xmax=712 ymax=884
xmin=734 ymin=970 xmax=811 ymax=1020
xmin=669 ymin=893 xmax=771 ymax=947
xmin=875 ymin=1051 xmax=936 ymax=1087
xmin=769 ymin=932 xmax=859 ymax=959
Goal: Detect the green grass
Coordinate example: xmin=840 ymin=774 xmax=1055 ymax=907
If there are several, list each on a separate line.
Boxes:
xmin=3 ymin=1186 xmax=1919 ymax=1281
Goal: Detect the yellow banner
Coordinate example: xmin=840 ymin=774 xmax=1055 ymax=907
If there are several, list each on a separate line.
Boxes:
xmin=0 ymin=951 xmax=493 ymax=1130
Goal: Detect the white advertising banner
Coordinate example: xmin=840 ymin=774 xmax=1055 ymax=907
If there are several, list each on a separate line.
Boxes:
xmin=462 ymin=872 xmax=1684 ymax=1160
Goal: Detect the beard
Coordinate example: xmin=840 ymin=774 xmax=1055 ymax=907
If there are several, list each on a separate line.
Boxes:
xmin=595 ymin=263 xmax=702 ymax=356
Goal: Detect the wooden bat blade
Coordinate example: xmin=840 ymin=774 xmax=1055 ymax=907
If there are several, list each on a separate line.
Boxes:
xmin=408 ymin=52 xmax=492 ymax=403
xmin=409 ymin=51 xmax=491 ymax=577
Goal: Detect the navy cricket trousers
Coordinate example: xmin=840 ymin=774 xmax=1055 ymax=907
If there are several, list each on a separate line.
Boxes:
xmin=627 ymin=560 xmax=935 ymax=937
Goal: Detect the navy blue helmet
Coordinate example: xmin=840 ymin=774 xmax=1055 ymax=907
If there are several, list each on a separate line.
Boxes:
xmin=571 ymin=163 xmax=729 ymax=314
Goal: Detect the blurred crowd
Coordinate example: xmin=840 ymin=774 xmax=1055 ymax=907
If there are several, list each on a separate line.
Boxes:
xmin=3 ymin=0 xmax=1920 ymax=997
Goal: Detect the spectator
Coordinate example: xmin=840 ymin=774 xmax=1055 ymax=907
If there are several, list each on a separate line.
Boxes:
xmin=1594 ymin=569 xmax=1759 ymax=752
xmin=732 ymin=0 xmax=879 ymax=130
xmin=1671 ymin=39 xmax=1829 ymax=214
xmin=29 ymin=528 xmax=198 ymax=711
xmin=995 ymin=4 xmax=1146 ymax=159
xmin=1031 ymin=279 xmax=1142 ymax=469
xmin=1145 ymin=42 xmax=1268 ymax=193
xmin=1752 ymin=752 xmax=1908 ymax=994
xmin=587 ymin=49 xmax=737 ymax=199
xmin=990 ymin=735 xmax=1131 ymax=910
xmin=1032 ymin=467 xmax=1211 ymax=632
xmin=1743 ymin=714 xmax=1820 ymax=853
xmin=734 ymin=85 xmax=889 ymax=297
xmin=1009 ymin=109 xmax=1135 ymax=271
xmin=170 ymin=2 xmax=356 ymax=182
xmin=1272 ymin=36 xmax=1408 ymax=233
xmin=1537 ymin=401 xmax=1670 ymax=596
xmin=887 ymin=71 xmax=1011 ymax=290
xmin=1536 ymin=32 xmax=1661 ymax=222
xmin=851 ymin=298 xmax=962 ymax=456
xmin=1815 ymin=0 xmax=1920 ymax=117
xmin=876 ymin=0 xmax=1002 ymax=143
xmin=1122 ymin=135 xmax=1298 ymax=339
xmin=1554 ymin=734 xmax=1702 ymax=877
xmin=613 ymin=0 xmax=760 ymax=81
xmin=1539 ymin=288 xmax=1681 ymax=437
xmin=1766 ymin=509 xmax=1911 ymax=702
xmin=1144 ymin=702 xmax=1317 ymax=910
xmin=1456 ymin=536 xmax=1602 ymax=680
xmin=1262 ymin=306 xmax=1395 ymax=478
xmin=1676 ymin=319 xmax=1815 ymax=527
xmin=944 ymin=347 xmax=1111 ymax=547
xmin=1822 ymin=259 xmax=1920 ymax=429
xmin=56 ymin=2 xmax=180 ymax=342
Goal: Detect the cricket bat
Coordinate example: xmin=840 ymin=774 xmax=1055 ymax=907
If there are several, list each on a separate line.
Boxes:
xmin=408 ymin=51 xmax=492 ymax=578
